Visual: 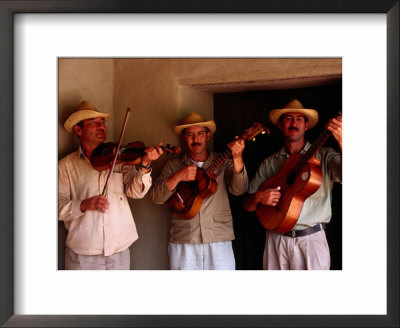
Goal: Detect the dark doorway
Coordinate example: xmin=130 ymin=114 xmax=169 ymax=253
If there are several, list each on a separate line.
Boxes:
xmin=213 ymin=82 xmax=342 ymax=270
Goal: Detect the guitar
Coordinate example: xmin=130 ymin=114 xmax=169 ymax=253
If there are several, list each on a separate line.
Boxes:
xmin=166 ymin=122 xmax=269 ymax=219
xmin=256 ymin=112 xmax=341 ymax=233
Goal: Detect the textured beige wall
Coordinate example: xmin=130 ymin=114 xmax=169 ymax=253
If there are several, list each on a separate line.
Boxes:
xmin=113 ymin=59 xmax=215 ymax=269
xmin=58 ymin=58 xmax=341 ymax=270
xmin=178 ymin=58 xmax=341 ymax=86
xmin=58 ymin=58 xmax=114 ymax=159
xmin=58 ymin=58 xmax=115 ymax=269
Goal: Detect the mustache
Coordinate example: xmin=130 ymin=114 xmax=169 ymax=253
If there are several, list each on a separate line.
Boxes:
xmin=288 ymin=127 xmax=299 ymax=131
xmin=96 ymin=128 xmax=106 ymax=134
xmin=191 ymin=142 xmax=201 ymax=147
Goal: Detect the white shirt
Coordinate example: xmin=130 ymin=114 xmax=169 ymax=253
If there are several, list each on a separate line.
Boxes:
xmin=58 ymin=149 xmax=152 ymax=256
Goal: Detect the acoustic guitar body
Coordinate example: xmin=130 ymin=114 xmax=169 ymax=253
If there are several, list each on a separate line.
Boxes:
xmin=165 ymin=122 xmax=269 ymax=219
xmin=166 ymin=168 xmax=218 ymax=219
xmin=256 ymin=153 xmax=322 ymax=233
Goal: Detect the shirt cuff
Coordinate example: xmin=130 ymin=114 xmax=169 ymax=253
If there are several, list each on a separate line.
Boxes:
xmin=137 ymin=169 xmax=152 ymax=196
xmin=234 ymin=167 xmax=246 ymax=176
xmin=73 ymin=200 xmax=84 ymax=218
xmin=163 ymin=178 xmax=176 ymax=195
xmin=136 ymin=165 xmax=152 ymax=175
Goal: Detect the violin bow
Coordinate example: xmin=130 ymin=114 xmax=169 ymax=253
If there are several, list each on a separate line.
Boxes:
xmin=101 ymin=107 xmax=131 ymax=196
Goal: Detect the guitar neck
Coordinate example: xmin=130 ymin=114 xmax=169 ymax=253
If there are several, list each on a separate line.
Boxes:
xmin=292 ymin=129 xmax=331 ymax=176
xmin=302 ymin=111 xmax=341 ymax=163
xmin=304 ymin=129 xmax=331 ymax=162
xmin=203 ymin=121 xmax=268 ymax=176
xmin=205 ymin=149 xmax=231 ymax=176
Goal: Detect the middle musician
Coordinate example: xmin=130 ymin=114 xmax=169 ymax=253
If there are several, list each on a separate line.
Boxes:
xmin=150 ymin=112 xmax=249 ymax=270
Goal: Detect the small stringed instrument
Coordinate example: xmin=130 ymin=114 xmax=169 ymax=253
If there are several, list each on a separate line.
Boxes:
xmin=166 ymin=122 xmax=269 ymax=219
xmin=256 ymin=112 xmax=341 ymax=233
xmin=91 ymin=141 xmax=181 ymax=171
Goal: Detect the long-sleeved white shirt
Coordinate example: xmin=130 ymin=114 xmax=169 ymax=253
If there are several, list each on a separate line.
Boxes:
xmin=58 ymin=149 xmax=152 ymax=256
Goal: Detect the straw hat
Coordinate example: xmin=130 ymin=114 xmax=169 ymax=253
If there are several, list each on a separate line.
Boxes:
xmin=269 ymin=99 xmax=319 ymax=129
xmin=64 ymin=101 xmax=110 ymax=133
xmin=173 ymin=112 xmax=216 ymax=135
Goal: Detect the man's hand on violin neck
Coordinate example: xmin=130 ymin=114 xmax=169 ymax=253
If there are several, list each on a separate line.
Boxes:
xmin=80 ymin=195 xmax=110 ymax=213
xmin=142 ymin=142 xmax=164 ymax=166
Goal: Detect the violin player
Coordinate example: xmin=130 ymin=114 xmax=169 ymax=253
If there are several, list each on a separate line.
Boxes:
xmin=149 ymin=112 xmax=249 ymax=270
xmin=58 ymin=101 xmax=163 ymax=270
xmin=243 ymin=99 xmax=342 ymax=270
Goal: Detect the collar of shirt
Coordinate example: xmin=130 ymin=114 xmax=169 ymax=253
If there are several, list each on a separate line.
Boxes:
xmin=191 ymin=160 xmax=204 ymax=168
xmin=274 ymin=141 xmax=312 ymax=158
xmin=182 ymin=151 xmax=214 ymax=168
xmin=78 ymin=146 xmax=92 ymax=164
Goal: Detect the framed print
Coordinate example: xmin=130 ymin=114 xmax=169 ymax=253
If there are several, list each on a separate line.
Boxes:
xmin=1 ymin=1 xmax=398 ymax=327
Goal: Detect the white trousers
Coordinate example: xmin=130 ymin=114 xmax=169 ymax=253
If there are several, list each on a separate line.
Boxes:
xmin=65 ymin=247 xmax=130 ymax=270
xmin=263 ymin=230 xmax=331 ymax=270
xmin=169 ymin=241 xmax=236 ymax=270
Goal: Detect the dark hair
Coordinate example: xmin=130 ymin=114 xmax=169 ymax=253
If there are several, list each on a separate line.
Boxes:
xmin=71 ymin=121 xmax=84 ymax=138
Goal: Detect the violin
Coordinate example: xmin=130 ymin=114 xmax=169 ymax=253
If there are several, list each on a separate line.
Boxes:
xmin=91 ymin=141 xmax=181 ymax=171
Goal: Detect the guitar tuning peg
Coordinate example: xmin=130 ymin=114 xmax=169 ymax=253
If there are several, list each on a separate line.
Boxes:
xmin=261 ymin=131 xmax=266 ymax=134
xmin=252 ymin=138 xmax=256 ymax=142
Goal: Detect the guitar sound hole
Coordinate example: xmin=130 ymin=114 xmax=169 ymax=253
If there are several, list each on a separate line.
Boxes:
xmin=286 ymin=173 xmax=296 ymax=185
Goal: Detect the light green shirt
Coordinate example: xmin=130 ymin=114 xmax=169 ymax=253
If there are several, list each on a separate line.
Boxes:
xmin=248 ymin=142 xmax=341 ymax=230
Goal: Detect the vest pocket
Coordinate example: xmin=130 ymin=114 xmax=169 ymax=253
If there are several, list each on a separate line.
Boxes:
xmin=213 ymin=213 xmax=232 ymax=223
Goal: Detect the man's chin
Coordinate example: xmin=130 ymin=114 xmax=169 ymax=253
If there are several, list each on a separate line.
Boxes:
xmin=190 ymin=145 xmax=201 ymax=151
xmin=96 ymin=136 xmax=106 ymax=143
xmin=189 ymin=148 xmax=205 ymax=155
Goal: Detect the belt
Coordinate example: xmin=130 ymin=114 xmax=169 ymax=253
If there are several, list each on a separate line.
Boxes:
xmin=283 ymin=223 xmax=326 ymax=238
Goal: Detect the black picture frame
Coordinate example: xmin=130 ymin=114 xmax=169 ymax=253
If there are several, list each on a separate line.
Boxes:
xmin=1 ymin=1 xmax=398 ymax=327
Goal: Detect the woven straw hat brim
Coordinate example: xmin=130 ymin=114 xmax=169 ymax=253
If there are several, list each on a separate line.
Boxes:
xmin=64 ymin=110 xmax=110 ymax=133
xmin=174 ymin=120 xmax=216 ymax=135
xmin=269 ymin=108 xmax=319 ymax=129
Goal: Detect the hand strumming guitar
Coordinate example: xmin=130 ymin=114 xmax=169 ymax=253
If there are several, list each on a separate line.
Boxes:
xmin=243 ymin=186 xmax=281 ymax=212
xmin=166 ymin=164 xmax=197 ymax=191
